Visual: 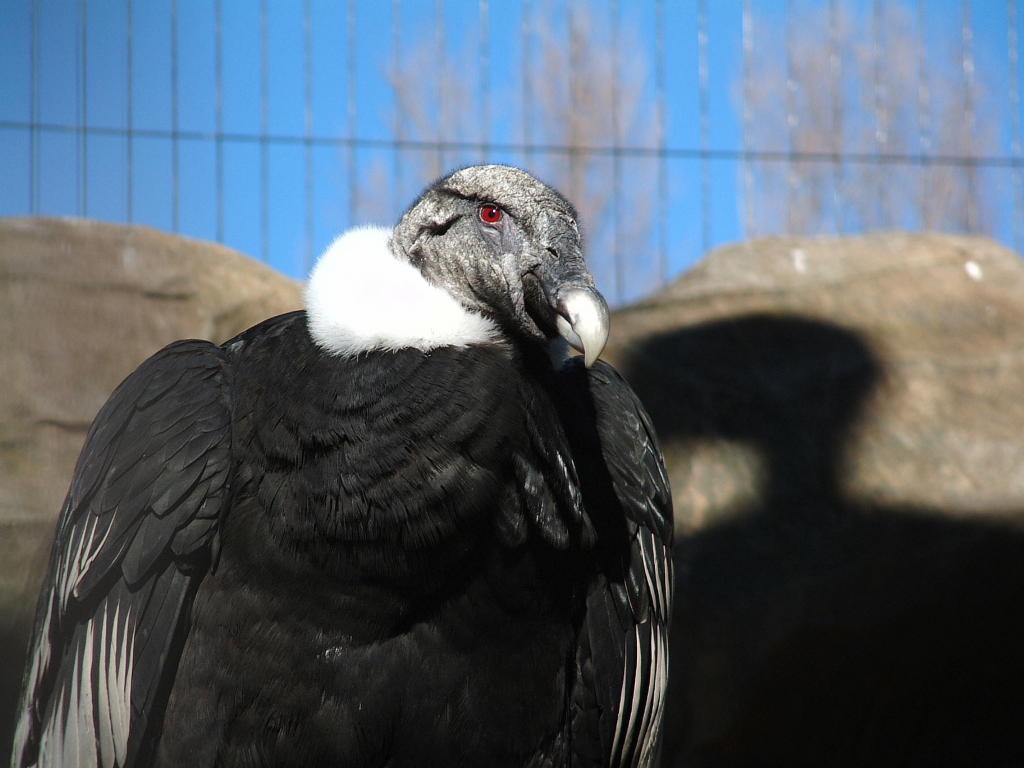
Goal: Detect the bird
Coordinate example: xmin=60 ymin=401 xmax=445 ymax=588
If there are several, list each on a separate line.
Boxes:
xmin=12 ymin=165 xmax=673 ymax=768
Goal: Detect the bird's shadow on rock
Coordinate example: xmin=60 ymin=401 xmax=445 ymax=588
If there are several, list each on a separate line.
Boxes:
xmin=617 ymin=313 xmax=1024 ymax=767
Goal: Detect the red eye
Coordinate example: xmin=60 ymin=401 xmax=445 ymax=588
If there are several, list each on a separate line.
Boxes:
xmin=479 ymin=204 xmax=503 ymax=224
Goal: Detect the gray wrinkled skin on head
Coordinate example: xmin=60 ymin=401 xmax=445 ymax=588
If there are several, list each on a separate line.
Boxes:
xmin=390 ymin=165 xmax=595 ymax=343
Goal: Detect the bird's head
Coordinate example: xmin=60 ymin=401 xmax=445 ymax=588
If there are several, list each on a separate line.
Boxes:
xmin=391 ymin=165 xmax=609 ymax=366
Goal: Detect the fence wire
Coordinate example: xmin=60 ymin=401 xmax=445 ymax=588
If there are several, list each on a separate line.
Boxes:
xmin=2 ymin=0 xmax=1022 ymax=305
xmin=1010 ymin=0 xmax=1023 ymax=255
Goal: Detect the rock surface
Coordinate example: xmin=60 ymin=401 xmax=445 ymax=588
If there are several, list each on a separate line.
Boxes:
xmin=599 ymin=232 xmax=1024 ymax=765
xmin=603 ymin=231 xmax=1024 ymax=526
xmin=0 ymin=217 xmax=303 ymax=761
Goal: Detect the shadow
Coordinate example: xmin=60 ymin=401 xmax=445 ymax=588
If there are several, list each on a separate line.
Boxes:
xmin=618 ymin=314 xmax=1024 ymax=767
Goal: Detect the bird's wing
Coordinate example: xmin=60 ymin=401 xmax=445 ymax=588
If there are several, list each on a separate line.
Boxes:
xmin=556 ymin=359 xmax=673 ymax=768
xmin=12 ymin=340 xmax=233 ymax=768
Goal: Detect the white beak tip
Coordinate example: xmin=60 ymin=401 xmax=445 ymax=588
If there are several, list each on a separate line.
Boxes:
xmin=555 ymin=288 xmax=610 ymax=368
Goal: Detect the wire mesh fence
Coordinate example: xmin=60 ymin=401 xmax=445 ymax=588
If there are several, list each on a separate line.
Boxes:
xmin=0 ymin=0 xmax=1021 ymax=305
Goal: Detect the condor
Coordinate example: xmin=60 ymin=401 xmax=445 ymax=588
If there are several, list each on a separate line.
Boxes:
xmin=14 ymin=165 xmax=672 ymax=768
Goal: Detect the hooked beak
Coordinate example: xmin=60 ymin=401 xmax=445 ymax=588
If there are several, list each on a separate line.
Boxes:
xmin=523 ymin=228 xmax=610 ymax=367
xmin=554 ymin=287 xmax=610 ymax=367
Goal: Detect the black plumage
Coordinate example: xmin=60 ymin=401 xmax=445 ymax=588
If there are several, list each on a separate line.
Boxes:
xmin=13 ymin=165 xmax=672 ymax=767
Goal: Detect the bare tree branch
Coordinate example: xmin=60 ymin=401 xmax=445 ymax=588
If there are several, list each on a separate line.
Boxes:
xmin=743 ymin=4 xmax=998 ymax=238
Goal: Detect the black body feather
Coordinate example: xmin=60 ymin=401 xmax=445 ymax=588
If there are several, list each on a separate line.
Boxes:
xmin=14 ymin=310 xmax=671 ymax=768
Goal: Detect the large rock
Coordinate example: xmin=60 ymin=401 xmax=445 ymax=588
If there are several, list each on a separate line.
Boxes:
xmin=604 ymin=231 xmax=1024 ymax=524
xmin=600 ymin=233 xmax=1024 ymax=765
xmin=0 ymin=217 xmax=303 ymax=761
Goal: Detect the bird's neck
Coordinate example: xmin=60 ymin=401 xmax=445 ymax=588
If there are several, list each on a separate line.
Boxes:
xmin=305 ymin=226 xmax=500 ymax=357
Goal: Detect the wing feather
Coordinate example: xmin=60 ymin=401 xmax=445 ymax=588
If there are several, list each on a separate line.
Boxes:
xmin=13 ymin=340 xmax=232 ymax=768
xmin=95 ymin=605 xmax=115 ymax=768
xmin=107 ymin=604 xmax=129 ymax=766
xmin=557 ymin=359 xmax=673 ymax=768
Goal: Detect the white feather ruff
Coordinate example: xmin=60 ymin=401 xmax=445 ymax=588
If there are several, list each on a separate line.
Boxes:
xmin=305 ymin=226 xmax=499 ymax=356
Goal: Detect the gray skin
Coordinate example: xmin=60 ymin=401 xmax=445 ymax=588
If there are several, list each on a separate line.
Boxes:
xmin=390 ymin=165 xmax=610 ymax=364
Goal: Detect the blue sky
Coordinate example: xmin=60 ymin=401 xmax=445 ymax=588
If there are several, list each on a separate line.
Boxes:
xmin=0 ymin=0 xmax=1019 ymax=302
